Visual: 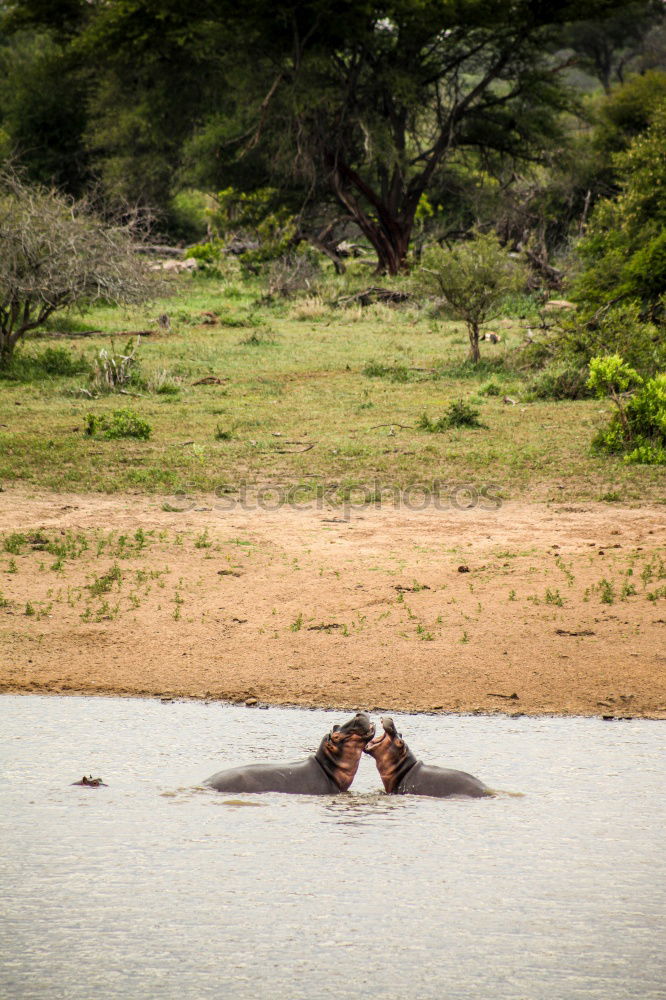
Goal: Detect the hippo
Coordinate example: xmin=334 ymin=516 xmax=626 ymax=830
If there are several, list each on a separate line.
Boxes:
xmin=71 ymin=775 xmax=107 ymax=787
xmin=203 ymin=711 xmax=375 ymax=794
xmin=364 ymin=717 xmax=492 ymax=798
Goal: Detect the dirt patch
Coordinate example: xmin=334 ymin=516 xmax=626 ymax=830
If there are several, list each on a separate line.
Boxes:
xmin=0 ymin=489 xmax=664 ymax=719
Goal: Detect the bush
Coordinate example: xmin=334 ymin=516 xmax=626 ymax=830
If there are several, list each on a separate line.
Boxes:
xmin=588 ymin=356 xmax=666 ymax=464
xmin=89 ymin=338 xmax=141 ymax=393
xmin=573 ymin=104 xmax=666 ymax=313
xmin=542 ymin=302 xmax=666 ymax=380
xmin=592 ymin=71 xmax=666 ymax=160
xmin=416 ymin=231 xmax=525 ymax=363
xmin=266 ymin=249 xmax=321 ymax=298
xmin=84 ymin=408 xmax=152 ymax=440
xmin=0 ymin=346 xmax=88 ymax=381
xmin=587 ymin=354 xmax=643 ymax=399
xmin=169 ymin=188 xmax=212 ymax=242
xmin=186 ymin=239 xmax=226 ymax=275
xmin=527 ymin=364 xmax=593 ymax=401
xmin=206 ymin=186 xmax=298 ymax=270
xmin=0 ymin=172 xmax=157 ymax=365
xmin=419 ymin=399 xmax=485 ymax=431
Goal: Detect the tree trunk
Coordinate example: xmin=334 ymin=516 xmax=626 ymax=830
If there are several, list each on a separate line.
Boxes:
xmin=375 ymin=226 xmax=411 ymax=275
xmin=0 ymin=301 xmax=56 ymax=366
xmin=0 ymin=328 xmax=19 ymax=367
xmin=468 ymin=322 xmax=481 ymax=364
xmin=302 ymin=233 xmax=346 ymax=274
xmin=328 ymin=158 xmax=414 ymax=275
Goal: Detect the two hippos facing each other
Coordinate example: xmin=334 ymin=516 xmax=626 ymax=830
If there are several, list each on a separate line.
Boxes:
xmin=204 ymin=712 xmax=492 ymax=798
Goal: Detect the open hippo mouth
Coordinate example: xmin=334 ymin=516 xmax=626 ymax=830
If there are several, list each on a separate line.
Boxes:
xmin=363 ymin=731 xmax=385 ymax=753
xmin=364 ymin=716 xmax=398 ymax=753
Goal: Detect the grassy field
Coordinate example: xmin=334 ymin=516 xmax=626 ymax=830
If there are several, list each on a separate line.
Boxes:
xmin=0 ymin=265 xmax=664 ymax=504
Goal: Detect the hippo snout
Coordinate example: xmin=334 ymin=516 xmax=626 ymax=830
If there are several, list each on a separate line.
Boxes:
xmin=338 ymin=711 xmax=374 ymax=739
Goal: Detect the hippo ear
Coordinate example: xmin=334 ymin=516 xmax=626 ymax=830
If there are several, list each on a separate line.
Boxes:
xmin=332 ymin=725 xmax=341 ymax=732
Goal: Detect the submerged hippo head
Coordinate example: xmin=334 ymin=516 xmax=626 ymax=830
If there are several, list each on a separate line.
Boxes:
xmin=71 ymin=775 xmax=108 ymax=787
xmin=364 ymin=716 xmax=416 ymax=793
xmin=315 ymin=711 xmax=375 ymax=792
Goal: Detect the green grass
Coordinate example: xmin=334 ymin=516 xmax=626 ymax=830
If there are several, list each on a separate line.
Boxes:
xmin=0 ymin=266 xmax=664 ymax=503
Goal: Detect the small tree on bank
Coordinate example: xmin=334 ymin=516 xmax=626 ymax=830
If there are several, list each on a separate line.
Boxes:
xmin=0 ymin=174 xmax=157 ymax=365
xmin=417 ymin=232 xmax=525 ymax=363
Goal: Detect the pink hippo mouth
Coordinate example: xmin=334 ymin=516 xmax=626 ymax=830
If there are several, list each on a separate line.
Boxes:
xmin=364 ymin=727 xmax=387 ymax=754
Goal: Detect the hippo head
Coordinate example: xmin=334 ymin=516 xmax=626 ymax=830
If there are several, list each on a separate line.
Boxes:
xmin=315 ymin=712 xmax=375 ymax=792
xmin=364 ymin=716 xmax=416 ymax=793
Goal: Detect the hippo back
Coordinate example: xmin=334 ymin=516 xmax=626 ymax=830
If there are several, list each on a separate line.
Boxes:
xmin=398 ymin=761 xmax=491 ymax=798
xmin=204 ymin=755 xmax=339 ymax=795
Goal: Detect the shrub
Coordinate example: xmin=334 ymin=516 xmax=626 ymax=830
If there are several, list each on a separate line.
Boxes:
xmin=528 ymin=365 xmax=593 ymax=401
xmin=573 ymin=104 xmax=666 ymax=313
xmin=266 ymin=249 xmax=321 ymax=298
xmin=588 ymin=354 xmax=643 ymax=400
xmin=592 ymin=71 xmax=666 ymax=159
xmin=549 ymin=302 xmax=665 ymax=378
xmin=416 ymin=231 xmax=525 ymax=363
xmin=0 ymin=346 xmax=88 ymax=381
xmin=0 ymin=172 xmax=157 ymax=365
xmin=588 ymin=357 xmax=666 ymax=464
xmin=207 ymin=186 xmax=298 ymax=270
xmin=89 ymin=337 xmax=141 ymax=393
xmin=169 ymin=188 xmax=212 ymax=242
xmin=84 ymin=408 xmax=152 ymax=440
xmin=419 ymin=399 xmax=485 ymax=431
xmin=186 ymin=239 xmax=224 ymax=268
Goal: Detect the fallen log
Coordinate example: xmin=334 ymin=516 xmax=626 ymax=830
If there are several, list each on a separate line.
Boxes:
xmin=139 ymin=244 xmax=187 ymax=257
xmin=49 ymin=329 xmax=155 ymax=339
xmin=335 ymin=286 xmax=410 ymax=307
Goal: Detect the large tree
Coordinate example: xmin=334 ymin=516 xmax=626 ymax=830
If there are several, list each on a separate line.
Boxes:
xmin=1 ymin=0 xmax=221 ymax=211
xmin=194 ymin=0 xmax=630 ymax=272
xmin=561 ymin=0 xmax=665 ymax=93
xmin=0 ymin=2 xmax=93 ymax=192
xmin=4 ymin=0 xmax=632 ymax=264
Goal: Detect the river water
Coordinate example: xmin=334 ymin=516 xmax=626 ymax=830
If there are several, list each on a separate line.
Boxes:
xmin=1 ymin=695 xmax=664 ymax=1000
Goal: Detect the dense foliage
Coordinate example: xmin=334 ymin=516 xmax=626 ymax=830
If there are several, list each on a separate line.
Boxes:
xmin=574 ymin=103 xmax=666 ymax=312
xmin=84 ymin=408 xmax=152 ymax=440
xmin=2 ymin=0 xmax=663 ymax=268
xmin=0 ymin=1 xmax=665 ymax=425
xmin=588 ymin=356 xmax=666 ymax=464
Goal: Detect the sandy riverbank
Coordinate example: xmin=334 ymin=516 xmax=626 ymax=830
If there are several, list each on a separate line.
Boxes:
xmin=0 ymin=490 xmax=664 ymax=718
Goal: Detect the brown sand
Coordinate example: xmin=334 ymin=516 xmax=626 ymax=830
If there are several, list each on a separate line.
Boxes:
xmin=0 ymin=489 xmax=664 ymax=718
